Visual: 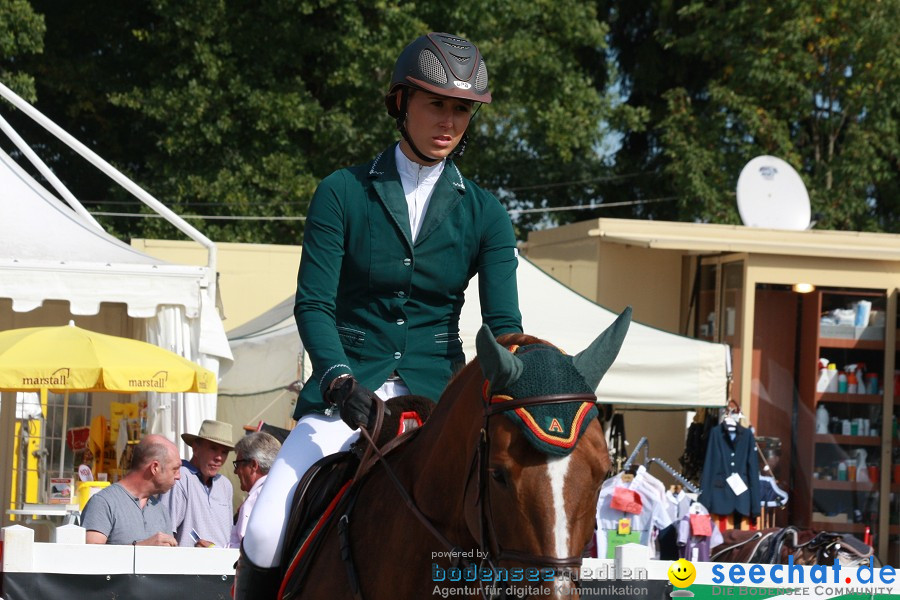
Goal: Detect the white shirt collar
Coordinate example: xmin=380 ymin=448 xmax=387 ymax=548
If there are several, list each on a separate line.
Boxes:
xmin=393 ymin=144 xmax=445 ymax=242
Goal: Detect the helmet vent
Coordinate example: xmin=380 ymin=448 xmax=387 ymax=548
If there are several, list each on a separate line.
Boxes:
xmin=419 ymin=49 xmax=448 ymax=84
xmin=450 ymin=54 xmax=471 ymax=64
xmin=474 ymin=60 xmax=488 ymax=91
xmin=440 ymin=37 xmax=469 ymax=49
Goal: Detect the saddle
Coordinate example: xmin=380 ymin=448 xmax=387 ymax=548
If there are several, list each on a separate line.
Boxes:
xmin=278 ymin=395 xmax=436 ymax=598
xmin=711 ymin=526 xmax=874 ymax=566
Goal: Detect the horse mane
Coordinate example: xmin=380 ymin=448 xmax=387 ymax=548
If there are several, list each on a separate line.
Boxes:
xmin=496 ymin=331 xmax=555 ymax=349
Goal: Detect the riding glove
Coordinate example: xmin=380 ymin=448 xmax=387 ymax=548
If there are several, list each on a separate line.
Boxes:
xmin=326 ymin=375 xmax=386 ymax=431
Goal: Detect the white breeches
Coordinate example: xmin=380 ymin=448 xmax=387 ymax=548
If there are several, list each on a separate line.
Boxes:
xmin=242 ymin=379 xmax=409 ymax=567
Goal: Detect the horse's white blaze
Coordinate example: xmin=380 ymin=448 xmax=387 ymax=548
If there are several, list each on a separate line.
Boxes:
xmin=546 ymin=454 xmax=571 ymax=558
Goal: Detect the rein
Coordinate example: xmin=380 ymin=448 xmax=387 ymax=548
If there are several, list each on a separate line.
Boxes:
xmin=341 ymin=386 xmax=598 ymax=600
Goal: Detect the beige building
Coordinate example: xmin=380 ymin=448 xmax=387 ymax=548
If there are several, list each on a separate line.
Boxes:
xmin=131 ymin=239 xmax=301 ymax=331
xmin=524 ymin=217 xmax=899 ymax=565
xmin=132 ymin=239 xmax=302 ymax=506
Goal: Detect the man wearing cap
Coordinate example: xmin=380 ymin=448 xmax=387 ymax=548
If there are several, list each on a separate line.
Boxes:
xmin=161 ymin=419 xmax=235 ymax=547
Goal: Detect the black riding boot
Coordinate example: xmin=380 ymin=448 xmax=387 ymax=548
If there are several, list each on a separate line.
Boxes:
xmin=234 ymin=547 xmax=282 ymax=600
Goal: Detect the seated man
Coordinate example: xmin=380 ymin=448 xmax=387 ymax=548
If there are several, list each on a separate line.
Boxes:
xmin=228 ymin=431 xmax=281 ymax=548
xmin=81 ymin=434 xmax=180 ymax=546
xmin=161 ymin=419 xmax=234 ymax=547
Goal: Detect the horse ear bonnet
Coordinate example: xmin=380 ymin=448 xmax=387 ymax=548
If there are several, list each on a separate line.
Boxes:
xmin=475 ymin=309 xmax=631 ymax=456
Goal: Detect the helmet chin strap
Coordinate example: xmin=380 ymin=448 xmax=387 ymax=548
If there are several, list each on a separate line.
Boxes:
xmin=398 ymin=122 xmax=441 ymax=164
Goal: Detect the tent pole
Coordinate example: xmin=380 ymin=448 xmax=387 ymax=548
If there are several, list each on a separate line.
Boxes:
xmin=59 ymin=389 xmax=69 ymax=478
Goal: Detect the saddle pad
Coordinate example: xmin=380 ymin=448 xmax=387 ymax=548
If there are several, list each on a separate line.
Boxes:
xmin=280 ymin=480 xmax=353 ymax=599
xmin=281 ymin=452 xmax=358 ymax=568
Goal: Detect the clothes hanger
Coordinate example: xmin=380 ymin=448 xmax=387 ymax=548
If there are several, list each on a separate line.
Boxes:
xmin=722 ymin=400 xmax=742 ymax=433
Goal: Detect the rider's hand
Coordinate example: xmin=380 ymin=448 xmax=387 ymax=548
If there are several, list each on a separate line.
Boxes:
xmin=326 ymin=375 xmax=384 ymax=431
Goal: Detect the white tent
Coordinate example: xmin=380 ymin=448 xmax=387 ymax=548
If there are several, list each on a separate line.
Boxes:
xmin=217 ymin=297 xmax=301 ymax=434
xmin=219 ymin=256 xmax=730 ymax=411
xmin=0 ymin=81 xmax=233 ymax=486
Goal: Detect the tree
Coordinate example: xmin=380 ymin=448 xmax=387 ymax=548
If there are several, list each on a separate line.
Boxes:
xmin=17 ymin=0 xmax=633 ymax=243
xmin=600 ymin=0 xmax=900 ymax=231
xmin=0 ymin=0 xmax=44 ymax=101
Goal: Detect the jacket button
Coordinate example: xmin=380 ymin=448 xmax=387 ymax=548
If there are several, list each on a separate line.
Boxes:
xmin=393 ymin=352 xmax=402 ymax=359
xmin=396 ymin=319 xmax=405 ymax=325
xmin=403 ymin=258 xmax=411 ymax=266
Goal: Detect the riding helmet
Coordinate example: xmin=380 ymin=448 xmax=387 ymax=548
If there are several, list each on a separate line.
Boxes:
xmin=385 ymin=32 xmax=491 ymax=118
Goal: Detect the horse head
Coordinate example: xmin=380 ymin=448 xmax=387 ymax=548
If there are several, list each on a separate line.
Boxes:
xmin=459 ymin=308 xmax=631 ymax=597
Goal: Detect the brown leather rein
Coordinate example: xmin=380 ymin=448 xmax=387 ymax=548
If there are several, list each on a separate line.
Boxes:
xmin=350 ymin=387 xmax=599 ymax=597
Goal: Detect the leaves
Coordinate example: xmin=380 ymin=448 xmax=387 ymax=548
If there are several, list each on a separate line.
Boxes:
xmin=3 ymin=0 xmax=898 ymax=239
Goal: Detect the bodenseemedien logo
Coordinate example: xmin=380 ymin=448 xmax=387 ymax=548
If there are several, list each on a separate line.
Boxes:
xmin=668 ymin=558 xmax=697 ymax=598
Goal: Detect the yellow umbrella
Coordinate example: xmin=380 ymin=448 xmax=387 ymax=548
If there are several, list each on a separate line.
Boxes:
xmin=0 ymin=322 xmax=216 ymax=476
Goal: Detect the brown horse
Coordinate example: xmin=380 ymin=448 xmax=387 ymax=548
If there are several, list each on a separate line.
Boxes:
xmin=282 ymin=311 xmax=631 ymax=600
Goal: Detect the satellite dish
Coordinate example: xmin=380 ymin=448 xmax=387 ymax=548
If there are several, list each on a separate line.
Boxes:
xmin=736 ymin=155 xmax=810 ymax=230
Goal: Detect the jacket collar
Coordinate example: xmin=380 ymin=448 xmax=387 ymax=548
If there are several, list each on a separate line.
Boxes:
xmin=369 ymin=144 xmax=466 ymax=247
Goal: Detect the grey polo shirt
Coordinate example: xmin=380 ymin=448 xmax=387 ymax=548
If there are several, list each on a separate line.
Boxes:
xmin=161 ymin=460 xmax=233 ymax=547
xmin=81 ymin=482 xmax=172 ymax=545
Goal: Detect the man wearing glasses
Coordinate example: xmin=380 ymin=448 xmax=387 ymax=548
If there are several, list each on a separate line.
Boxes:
xmin=229 ymin=431 xmax=281 ymax=548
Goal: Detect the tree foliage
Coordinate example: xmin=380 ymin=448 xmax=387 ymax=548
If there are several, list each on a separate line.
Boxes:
xmin=0 ymin=0 xmax=44 ymax=100
xmin=4 ymin=1 xmax=899 ymax=241
xmin=600 ymin=0 xmax=900 ymax=231
xmin=10 ymin=0 xmax=629 ymax=243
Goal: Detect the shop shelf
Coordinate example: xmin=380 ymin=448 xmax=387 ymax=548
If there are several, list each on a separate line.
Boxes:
xmin=811 ymin=480 xmax=878 ymax=491
xmin=815 ymin=393 xmax=883 ymax=405
xmin=818 ymin=337 xmax=884 ymax=350
xmin=813 ymin=434 xmax=882 ymax=446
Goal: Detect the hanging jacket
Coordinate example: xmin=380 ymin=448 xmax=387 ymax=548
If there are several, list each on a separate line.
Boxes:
xmin=698 ymin=423 xmax=761 ymax=518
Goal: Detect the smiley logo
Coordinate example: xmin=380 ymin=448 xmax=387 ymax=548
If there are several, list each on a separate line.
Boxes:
xmin=667 ymin=558 xmax=696 ymax=588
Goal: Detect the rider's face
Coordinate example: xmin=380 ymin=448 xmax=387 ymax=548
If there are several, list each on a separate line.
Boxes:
xmin=399 ymin=89 xmax=473 ymax=165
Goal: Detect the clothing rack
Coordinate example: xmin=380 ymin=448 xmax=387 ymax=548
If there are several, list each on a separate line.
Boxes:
xmin=621 ymin=436 xmax=700 ymax=494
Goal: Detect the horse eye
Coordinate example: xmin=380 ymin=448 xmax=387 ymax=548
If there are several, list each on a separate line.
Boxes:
xmin=489 ymin=468 xmax=507 ymax=484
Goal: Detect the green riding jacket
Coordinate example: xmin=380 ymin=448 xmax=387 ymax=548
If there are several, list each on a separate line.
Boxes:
xmin=294 ymin=145 xmax=522 ymax=419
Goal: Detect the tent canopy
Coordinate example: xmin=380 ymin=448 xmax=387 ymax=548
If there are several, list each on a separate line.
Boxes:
xmin=1 ymin=82 xmax=232 ymax=468
xmin=0 ymin=149 xmax=217 ymax=321
xmin=220 ymin=257 xmax=730 ymax=407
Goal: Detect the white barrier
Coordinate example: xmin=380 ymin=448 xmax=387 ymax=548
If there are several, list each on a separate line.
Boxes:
xmin=2 ymin=526 xmax=896 ymax=600
xmin=1 ymin=524 xmax=238 ymax=575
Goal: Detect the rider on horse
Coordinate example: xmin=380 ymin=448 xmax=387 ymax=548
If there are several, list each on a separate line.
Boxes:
xmin=235 ymin=32 xmax=523 ymax=599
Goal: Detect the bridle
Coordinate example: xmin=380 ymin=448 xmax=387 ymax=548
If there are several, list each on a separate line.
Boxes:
xmin=474 ymin=385 xmax=598 ymax=574
xmin=350 ymin=379 xmax=598 ymax=599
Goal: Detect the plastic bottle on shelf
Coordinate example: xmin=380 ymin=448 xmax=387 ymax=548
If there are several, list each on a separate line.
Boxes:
xmin=865 ymin=373 xmax=879 ymax=395
xmin=816 ymin=404 xmax=829 ymax=434
xmin=837 ymin=461 xmax=848 ymax=481
xmin=845 ymin=364 xmax=861 ymax=394
xmin=837 ymin=371 xmax=848 ymax=393
xmin=825 ymin=363 xmax=839 ymax=393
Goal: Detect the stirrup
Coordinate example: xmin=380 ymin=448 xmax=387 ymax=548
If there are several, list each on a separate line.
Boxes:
xmin=233 ymin=546 xmax=282 ymax=600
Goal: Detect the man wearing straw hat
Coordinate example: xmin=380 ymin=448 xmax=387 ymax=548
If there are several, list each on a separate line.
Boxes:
xmin=161 ymin=419 xmax=235 ymax=548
